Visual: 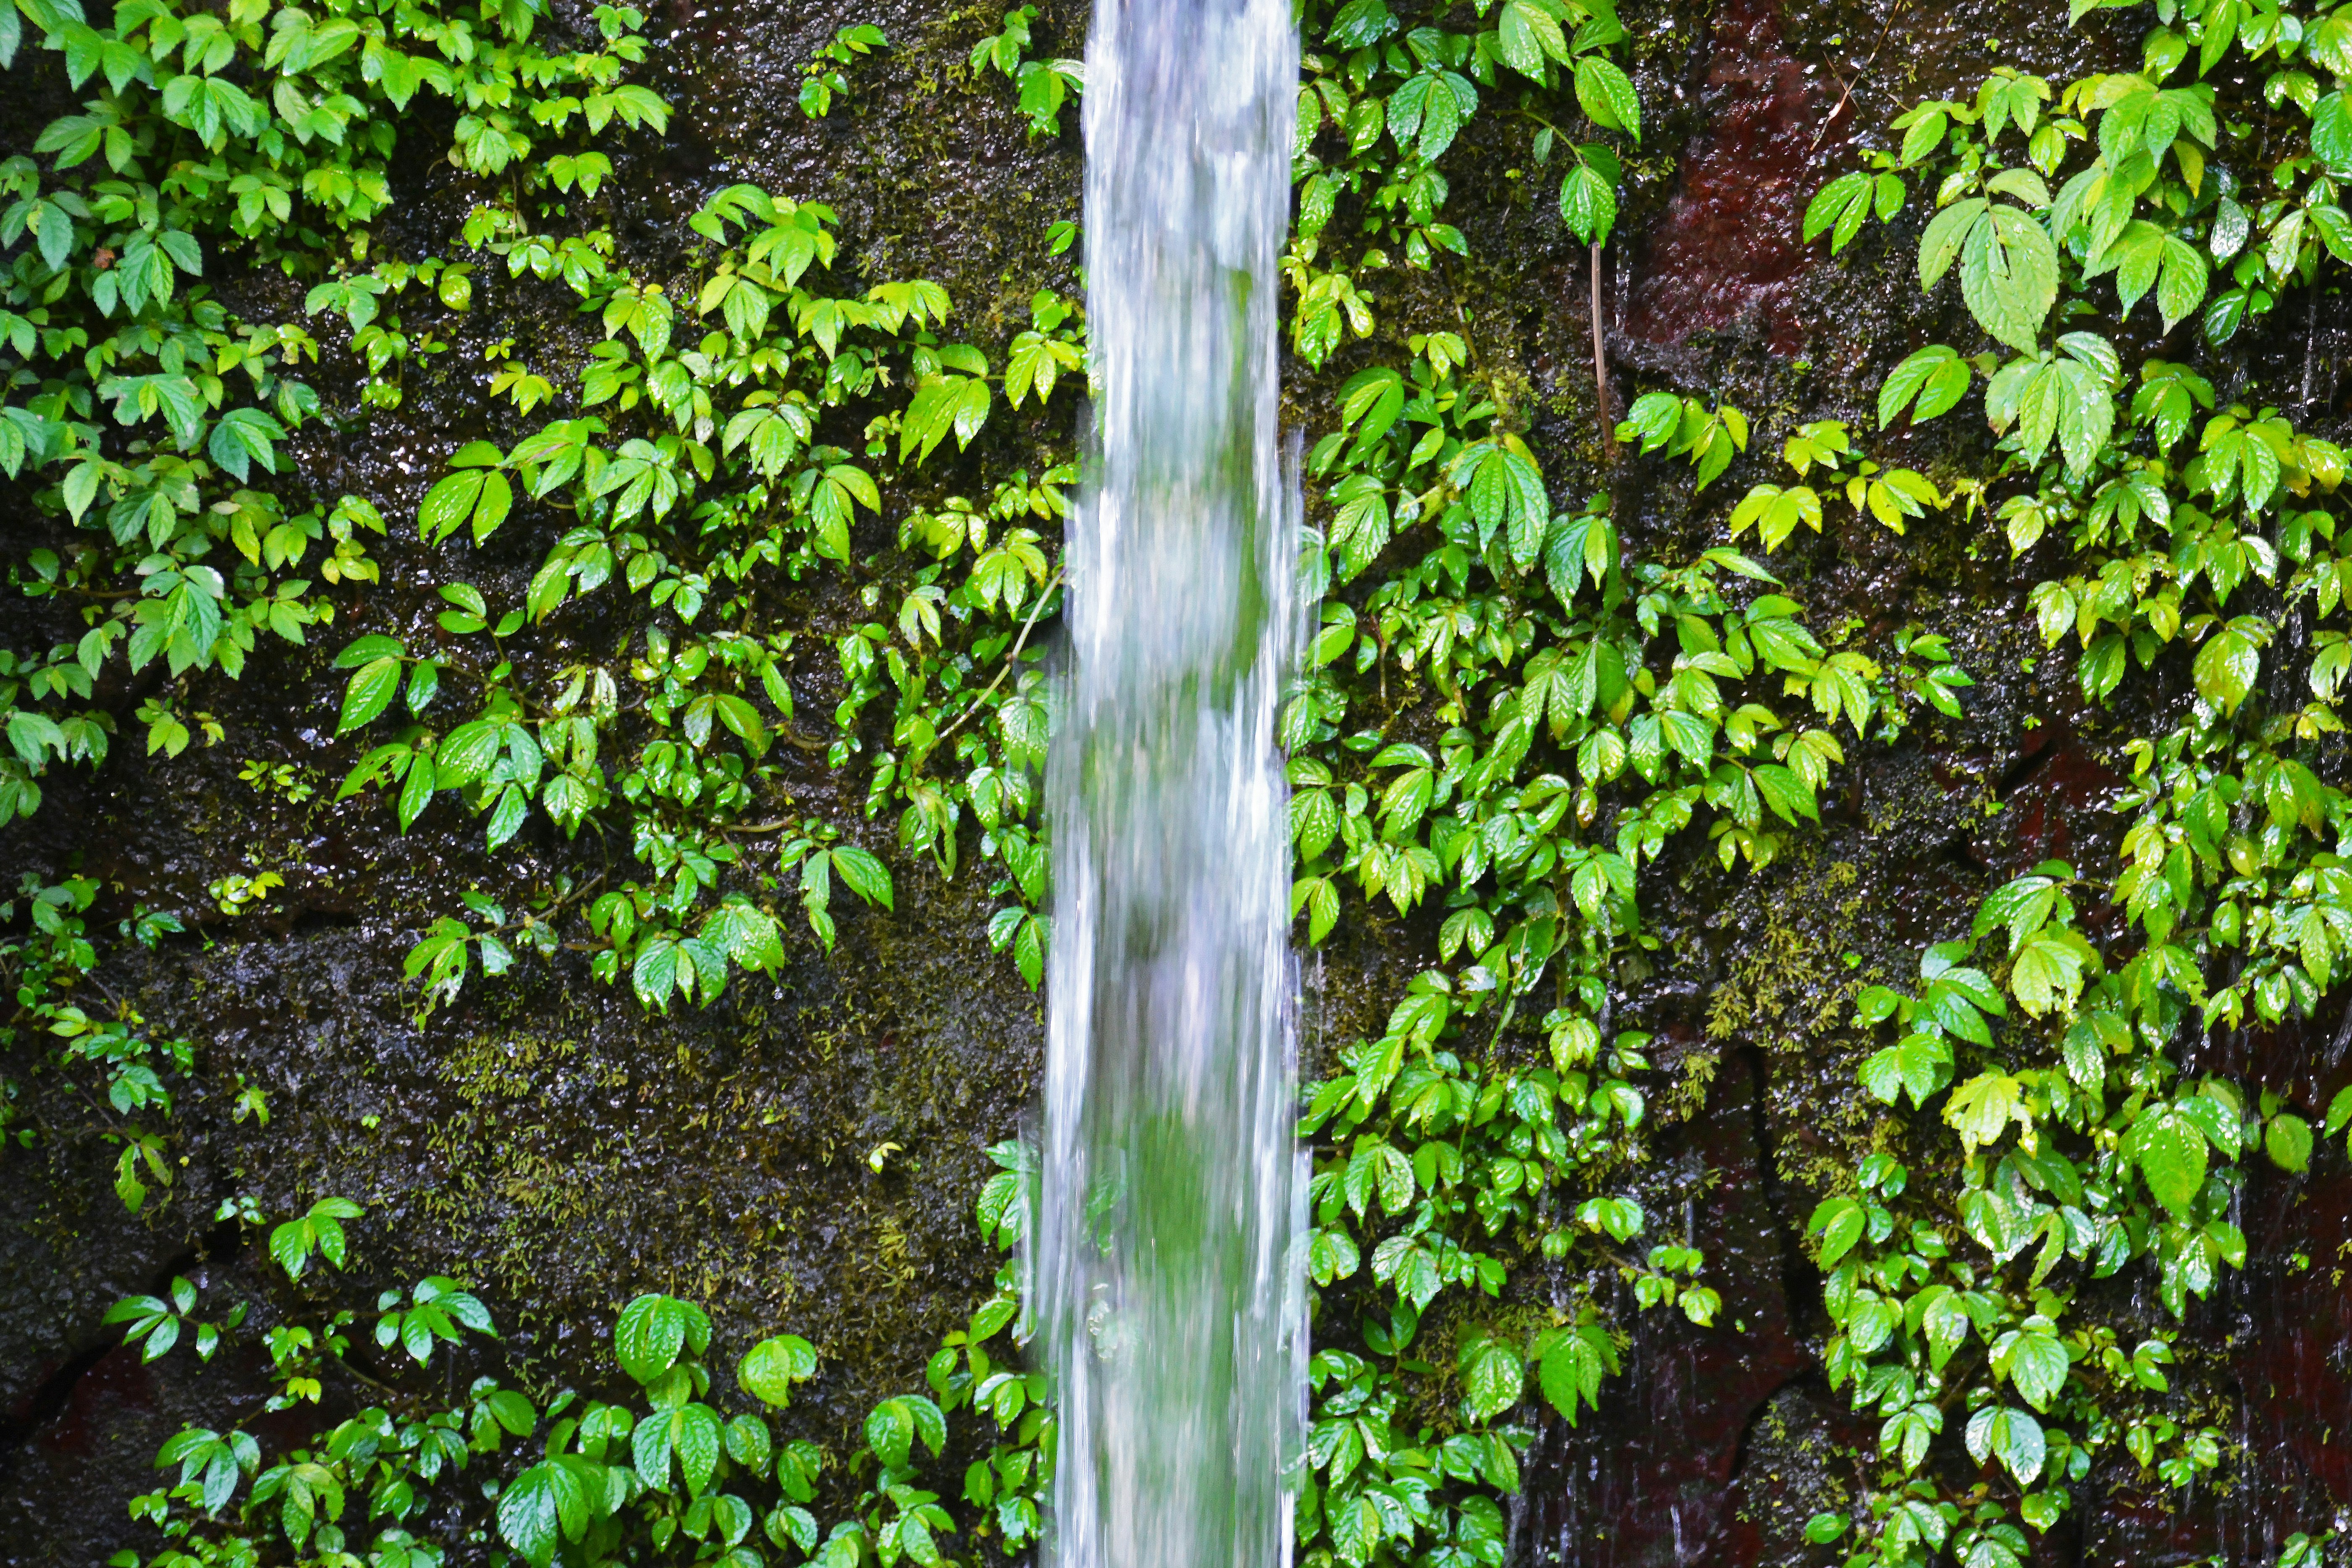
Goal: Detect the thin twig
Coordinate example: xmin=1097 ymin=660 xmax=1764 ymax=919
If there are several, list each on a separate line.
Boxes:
xmin=2304 ymin=283 xmax=2321 ymax=411
xmin=1811 ymin=0 xmax=1907 ymax=152
xmin=725 ymin=569 xmax=1067 ymax=842
xmin=934 ymin=565 xmax=1066 ymax=747
xmin=731 ymin=569 xmax=1070 ymax=844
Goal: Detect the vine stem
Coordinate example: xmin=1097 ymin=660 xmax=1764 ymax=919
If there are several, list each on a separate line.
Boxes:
xmin=2303 ymin=283 xmax=2320 ymax=411
xmin=725 ymin=566 xmax=1068 ymax=842
xmin=1811 ymin=0 xmax=1906 ymax=152
xmin=1591 ymin=241 xmax=1616 ymax=458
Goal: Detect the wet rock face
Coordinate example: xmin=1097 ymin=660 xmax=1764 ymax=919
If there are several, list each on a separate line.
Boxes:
xmin=1621 ymin=0 xmax=1843 ymax=357
xmin=3 ymin=0 xmax=2351 ymax=1563
xmin=1521 ymin=1050 xmax=1817 ymax=1566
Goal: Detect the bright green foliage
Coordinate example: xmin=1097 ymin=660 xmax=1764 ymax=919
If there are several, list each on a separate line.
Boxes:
xmin=22 ymin=0 xmax=2352 ymax=1558
xmin=1288 ymin=0 xmax=1643 ymax=371
xmin=268 ymin=1196 xmax=364 ymax=1280
xmin=738 ymin=1334 xmax=818 ymax=1408
xmin=1877 ymin=345 xmax=1974 ymax=428
xmin=375 ymin=1278 xmax=492 ymax=1365
xmin=0 ymin=0 xmax=1082 ymax=1017
xmin=0 ymin=0 xmax=671 ymax=824
xmin=1804 ymin=164 xmax=1908 ymax=253
xmin=1615 ymin=391 xmax=1749 ymax=490
xmin=800 ymin=24 xmax=886 ymax=118
xmin=110 ymin=1178 xmax=1052 ymax=1568
xmin=1922 ymin=194 xmax=2061 ymax=353
xmin=1815 ymin=12 xmax=2352 ymax=355
xmin=1728 ymin=419 xmax=1945 ymax=550
xmin=969 ymin=6 xmax=1082 ymax=138
xmin=775 ymin=820 xmax=896 ymax=955
xmin=0 ymin=878 xmax=189 ymax=1208
xmin=1283 ymin=232 xmax=1975 ymax=1562
xmin=326 ymin=180 xmax=1084 ymax=1009
xmin=1797 ymin=6 xmax=2352 ymax=1563
xmin=106 ymin=1276 xmax=245 ymax=1365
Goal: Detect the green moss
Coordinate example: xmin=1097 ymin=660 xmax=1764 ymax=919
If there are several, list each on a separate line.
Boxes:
xmin=1705 ymin=855 xmax=1862 ymax=1053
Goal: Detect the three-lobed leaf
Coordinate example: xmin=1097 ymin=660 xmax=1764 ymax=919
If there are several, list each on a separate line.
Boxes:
xmin=739 ymin=1334 xmax=819 ymax=1407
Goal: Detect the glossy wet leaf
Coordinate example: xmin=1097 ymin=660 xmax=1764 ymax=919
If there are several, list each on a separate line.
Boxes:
xmin=739 ymin=1335 xmax=819 ymax=1407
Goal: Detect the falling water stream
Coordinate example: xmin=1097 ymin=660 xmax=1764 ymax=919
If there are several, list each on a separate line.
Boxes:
xmin=1036 ymin=0 xmax=1304 ymax=1565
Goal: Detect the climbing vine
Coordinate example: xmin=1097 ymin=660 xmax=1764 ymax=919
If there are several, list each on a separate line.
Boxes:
xmin=5 ymin=0 xmax=2350 ymax=1559
xmin=98 ymin=1164 xmax=1048 ymax=1568
xmin=1788 ymin=1 xmax=2352 ymax=1562
xmin=0 ymin=1 xmax=1086 ymax=1554
xmin=326 ymin=180 xmax=1083 ymax=1012
xmin=0 ymin=0 xmax=674 ymax=818
xmin=1279 ymin=299 xmax=1974 ymax=1568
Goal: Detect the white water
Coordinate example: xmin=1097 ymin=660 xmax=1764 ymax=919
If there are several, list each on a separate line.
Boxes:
xmin=1036 ymin=0 xmax=1303 ymax=1565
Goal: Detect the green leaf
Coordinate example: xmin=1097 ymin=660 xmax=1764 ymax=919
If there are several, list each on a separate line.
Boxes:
xmin=1923 ymin=1289 xmax=1971 ymax=1369
xmin=1457 ymin=1335 xmax=1523 ymax=1421
xmin=768 ymin=1503 xmax=819 ymax=1552
xmin=1858 ymin=1037 xmax=1930 ymax=1106
xmin=1809 ymin=1196 xmax=1865 ymax=1267
xmin=1973 ymin=872 xmax=2061 ymax=952
xmin=1959 ymin=205 xmax=2058 ymax=352
xmin=1965 ymin=1404 xmax=2048 ymax=1485
xmin=1752 ymin=763 xmax=1817 ymax=824
xmin=1558 ymin=160 xmax=1617 ymax=246
xmin=1332 ymin=1493 xmax=1382 ymax=1565
xmin=1943 ymin=1072 xmax=2028 ymax=1154
xmin=2010 ymin=927 xmax=2093 ymax=1017
xmin=674 ymin=1403 xmax=723 ymax=1496
xmin=615 ymin=1294 xmax=708 ymax=1384
xmin=739 ymin=1335 xmax=819 ymax=1408
xmin=2001 ymin=1324 xmax=2070 ymax=1410
xmin=1013 ymin=911 xmax=1048 ymax=987
xmin=2192 ymin=626 xmax=2260 ymax=713
xmin=1535 ymin=1324 xmax=1614 ymax=1425
xmin=900 ymin=374 xmax=992 ymax=464
xmin=2129 ymin=1104 xmax=2208 ymax=1213
xmin=1879 ymin=345 xmax=1971 ymax=427
xmin=433 ymin=720 xmax=502 ymax=789
xmin=337 ymin=657 xmax=402 ymax=734
xmin=1385 ymin=69 xmax=1477 ymax=161
xmin=498 ymin=1463 xmax=588 ymax=1568
xmin=1572 ymin=56 xmax=1639 ymax=140
xmin=392 ymin=753 xmax=437 ymax=831
xmin=864 ymin=1395 xmax=944 ymax=1468
xmin=206 ymin=407 xmax=283 ymax=483
xmin=1496 ymin=0 xmax=1570 ymax=73
xmin=2265 ymin=1112 xmax=2314 ymax=1172
xmin=1919 ymin=197 xmax=1986 ymax=289
xmin=2314 ymin=92 xmax=2352 ymax=168
xmin=2155 ymin=234 xmax=2208 ymax=330
xmin=2203 ymin=285 xmax=2251 ymax=343
xmin=1337 ymin=366 xmax=1405 ymax=446
xmin=1802 ymin=170 xmax=1870 ymax=250
xmin=419 ymin=466 xmax=514 ymax=545
xmin=1452 ymin=437 xmax=1550 ymax=566
xmin=828 ymin=847 xmax=894 ymax=910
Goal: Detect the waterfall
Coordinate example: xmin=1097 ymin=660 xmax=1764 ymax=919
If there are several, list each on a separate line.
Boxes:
xmin=1036 ymin=0 xmax=1303 ymax=1565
